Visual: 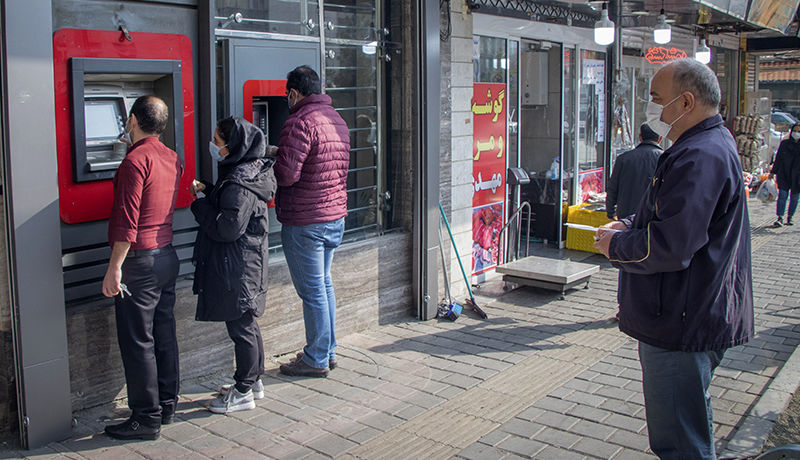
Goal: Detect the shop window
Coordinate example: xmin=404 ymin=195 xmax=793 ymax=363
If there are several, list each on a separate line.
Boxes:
xmin=474 ymin=36 xmax=507 ymax=83
xmin=216 ymin=0 xmax=320 ymax=37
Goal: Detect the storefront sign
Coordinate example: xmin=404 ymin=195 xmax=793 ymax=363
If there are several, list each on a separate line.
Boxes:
xmin=471 ymin=82 xmax=506 ymax=275
xmin=644 ymin=46 xmax=688 ymax=64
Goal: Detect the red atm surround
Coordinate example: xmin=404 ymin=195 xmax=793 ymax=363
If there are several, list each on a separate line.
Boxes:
xmin=53 ymin=28 xmax=196 ymax=224
xmin=243 ymin=79 xmax=286 ymax=126
xmin=243 ymin=79 xmax=285 ymax=209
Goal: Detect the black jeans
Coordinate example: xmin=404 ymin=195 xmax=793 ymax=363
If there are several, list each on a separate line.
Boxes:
xmin=115 ymin=247 xmax=180 ymax=427
xmin=225 ymin=311 xmax=264 ymax=393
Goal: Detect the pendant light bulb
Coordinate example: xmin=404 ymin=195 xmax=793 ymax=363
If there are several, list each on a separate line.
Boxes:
xmin=695 ymin=38 xmax=711 ymax=64
xmin=594 ymin=6 xmax=615 ymax=46
xmin=653 ymin=10 xmax=671 ymax=44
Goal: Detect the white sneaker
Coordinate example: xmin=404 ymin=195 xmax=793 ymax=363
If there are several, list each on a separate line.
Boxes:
xmin=219 ymin=378 xmax=264 ymax=400
xmin=209 ymin=388 xmax=255 ymax=414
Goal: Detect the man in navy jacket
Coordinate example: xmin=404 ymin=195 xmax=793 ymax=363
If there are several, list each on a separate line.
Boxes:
xmin=594 ymin=59 xmax=753 ymax=459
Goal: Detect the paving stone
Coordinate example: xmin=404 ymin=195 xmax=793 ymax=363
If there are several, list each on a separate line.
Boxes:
xmin=607 ymin=429 xmax=651 ymax=451
xmin=496 ymin=435 xmax=546 ymax=457
xmin=569 ymin=419 xmax=617 ymax=441
xmin=534 ymin=445 xmax=588 ymax=459
xmin=455 ymin=442 xmax=507 ymax=460
xmin=272 ymin=422 xmax=328 ymax=445
xmin=347 ymin=426 xmax=382 ymax=444
xmin=394 ymin=404 xmax=428 ymax=420
xmin=477 ymin=429 xmax=510 ymax=447
xmin=566 ymin=404 xmax=612 ymax=423
xmin=184 ymin=434 xmax=239 ymax=458
xmin=532 ymin=427 xmax=582 ymax=449
xmin=532 ymin=411 xmax=580 ymax=431
xmin=533 ymin=396 xmax=576 ymax=413
xmin=594 ymin=386 xmax=638 ymax=402
xmin=204 ymin=416 xmax=255 ymax=440
xmin=611 ymin=448 xmax=657 ymax=460
xmin=499 ymin=404 xmax=538 ymax=424
xmin=359 ymin=411 xmax=405 ymax=431
xmin=572 ymin=437 xmax=623 ymax=459
xmin=498 ymin=418 xmax=545 ymax=439
xmin=305 ymin=433 xmax=358 ymax=457
xmin=605 ymin=413 xmax=647 ymax=434
xmin=247 ymin=410 xmax=295 ymax=432
xmin=563 ymin=390 xmax=607 ymax=407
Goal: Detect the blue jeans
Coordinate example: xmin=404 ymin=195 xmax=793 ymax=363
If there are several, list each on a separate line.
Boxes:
xmin=776 ymin=189 xmax=799 ymax=218
xmin=281 ymin=218 xmax=344 ymax=369
xmin=638 ymin=342 xmax=725 ymax=460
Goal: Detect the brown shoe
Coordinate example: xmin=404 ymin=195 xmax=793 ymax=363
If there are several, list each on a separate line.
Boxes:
xmin=280 ymin=358 xmax=329 ymax=378
xmin=295 ymin=352 xmax=337 ymax=370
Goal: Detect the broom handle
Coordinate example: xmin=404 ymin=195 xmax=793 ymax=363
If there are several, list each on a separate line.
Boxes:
xmin=437 ymin=216 xmax=453 ymax=304
xmin=439 ymin=202 xmax=475 ymax=300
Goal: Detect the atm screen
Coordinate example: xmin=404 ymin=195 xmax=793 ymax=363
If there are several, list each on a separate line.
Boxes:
xmin=84 ymin=99 xmax=124 ymax=140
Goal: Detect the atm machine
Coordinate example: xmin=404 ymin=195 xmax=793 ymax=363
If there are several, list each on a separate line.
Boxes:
xmin=53 ymin=28 xmax=196 ymax=302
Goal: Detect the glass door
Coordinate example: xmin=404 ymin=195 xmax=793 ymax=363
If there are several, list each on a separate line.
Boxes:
xmin=563 ymin=46 xmax=577 ymax=208
xmin=323 ymin=0 xmax=385 ymax=239
xmin=577 ymin=49 xmax=606 ymax=204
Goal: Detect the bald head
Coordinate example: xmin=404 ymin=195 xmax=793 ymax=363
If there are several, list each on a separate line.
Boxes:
xmin=130 ymin=95 xmax=169 ymax=135
xmin=664 ymin=58 xmax=721 ymax=109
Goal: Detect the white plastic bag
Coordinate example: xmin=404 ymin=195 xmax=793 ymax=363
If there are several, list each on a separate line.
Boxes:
xmin=756 ymin=178 xmax=778 ymax=203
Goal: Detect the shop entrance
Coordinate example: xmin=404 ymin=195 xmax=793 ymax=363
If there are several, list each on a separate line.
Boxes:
xmin=518 ymin=40 xmax=564 ymax=244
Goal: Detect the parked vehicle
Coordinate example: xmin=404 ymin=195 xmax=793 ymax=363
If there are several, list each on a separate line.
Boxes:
xmin=771 ymin=110 xmax=798 ymax=132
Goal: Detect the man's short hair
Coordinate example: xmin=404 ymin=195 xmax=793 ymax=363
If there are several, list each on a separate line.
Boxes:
xmin=640 ymin=123 xmax=659 ymax=142
xmin=286 ymin=66 xmax=321 ymax=97
xmin=130 ymin=96 xmax=169 ymax=135
xmin=670 ymin=58 xmax=721 ymax=109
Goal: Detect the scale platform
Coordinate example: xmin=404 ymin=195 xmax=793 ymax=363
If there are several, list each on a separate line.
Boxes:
xmin=496 ymin=256 xmax=600 ymax=299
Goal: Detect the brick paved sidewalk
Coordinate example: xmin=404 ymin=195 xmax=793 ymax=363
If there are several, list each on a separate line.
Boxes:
xmin=2 ymin=197 xmax=798 ymax=460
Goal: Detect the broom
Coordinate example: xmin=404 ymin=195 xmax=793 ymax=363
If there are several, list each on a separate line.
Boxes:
xmin=439 ymin=202 xmax=488 ymax=319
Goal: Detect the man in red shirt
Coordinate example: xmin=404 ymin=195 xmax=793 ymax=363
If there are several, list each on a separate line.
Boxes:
xmin=102 ymin=96 xmax=183 ymax=441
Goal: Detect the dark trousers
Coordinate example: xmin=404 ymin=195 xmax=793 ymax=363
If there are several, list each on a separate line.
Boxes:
xmin=115 ymin=247 xmax=180 ymax=427
xmin=225 ymin=311 xmax=264 ymax=393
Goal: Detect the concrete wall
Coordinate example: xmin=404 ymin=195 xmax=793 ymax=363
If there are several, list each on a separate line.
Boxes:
xmin=445 ymin=0 xmax=473 ymax=298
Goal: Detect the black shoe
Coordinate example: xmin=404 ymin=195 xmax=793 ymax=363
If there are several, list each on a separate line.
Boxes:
xmin=280 ymin=358 xmax=329 ymax=378
xmin=295 ymin=351 xmax=337 ymax=370
xmin=787 ymin=217 xmax=794 ymax=226
xmin=161 ymin=405 xmax=175 ymax=425
xmin=105 ymin=418 xmax=160 ymax=441
xmin=773 ymin=217 xmax=783 ymax=228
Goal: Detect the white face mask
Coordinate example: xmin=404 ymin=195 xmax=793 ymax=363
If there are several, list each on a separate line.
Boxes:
xmin=209 ymin=141 xmax=226 ymax=162
xmin=645 ymin=94 xmax=686 ymax=139
xmin=792 ymin=132 xmax=800 ymax=141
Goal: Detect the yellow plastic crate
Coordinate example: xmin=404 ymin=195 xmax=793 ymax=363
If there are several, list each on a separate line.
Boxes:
xmin=566 ymin=204 xmax=611 ymax=254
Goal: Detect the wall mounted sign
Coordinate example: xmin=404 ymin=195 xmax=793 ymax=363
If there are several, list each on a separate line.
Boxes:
xmin=471 ymin=82 xmax=507 ymax=275
xmin=645 ymin=46 xmax=688 ymax=64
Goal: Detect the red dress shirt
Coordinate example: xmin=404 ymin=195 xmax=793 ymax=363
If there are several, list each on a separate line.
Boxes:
xmin=108 ymin=136 xmax=183 ymax=250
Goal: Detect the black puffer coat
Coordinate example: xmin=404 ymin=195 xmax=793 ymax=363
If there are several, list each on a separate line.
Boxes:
xmin=192 ymin=119 xmax=277 ymax=321
xmin=771 ymin=123 xmax=800 ymax=191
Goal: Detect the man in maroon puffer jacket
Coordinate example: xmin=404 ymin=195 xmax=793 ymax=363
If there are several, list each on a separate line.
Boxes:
xmin=274 ymin=66 xmax=350 ymax=378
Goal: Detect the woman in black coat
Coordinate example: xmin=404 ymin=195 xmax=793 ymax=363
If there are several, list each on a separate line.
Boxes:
xmin=191 ymin=117 xmax=276 ymax=414
xmin=771 ymin=122 xmax=800 ymax=227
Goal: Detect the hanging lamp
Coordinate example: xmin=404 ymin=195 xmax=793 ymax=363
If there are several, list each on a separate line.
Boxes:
xmin=594 ymin=3 xmax=615 ymax=46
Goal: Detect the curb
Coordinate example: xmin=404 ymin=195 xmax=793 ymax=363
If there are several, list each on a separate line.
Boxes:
xmin=720 ymin=338 xmax=800 ymax=459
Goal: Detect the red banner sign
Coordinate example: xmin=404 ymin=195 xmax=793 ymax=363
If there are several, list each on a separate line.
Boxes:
xmin=471 ymin=83 xmax=507 ymax=275
xmin=645 ymin=46 xmax=688 ymax=64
